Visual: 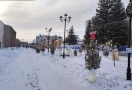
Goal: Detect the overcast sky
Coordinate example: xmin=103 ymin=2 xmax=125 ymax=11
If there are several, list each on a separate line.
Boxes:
xmin=0 ymin=0 xmax=129 ymax=43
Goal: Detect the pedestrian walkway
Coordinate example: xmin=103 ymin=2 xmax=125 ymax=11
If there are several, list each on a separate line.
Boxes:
xmin=0 ymin=48 xmax=85 ymax=90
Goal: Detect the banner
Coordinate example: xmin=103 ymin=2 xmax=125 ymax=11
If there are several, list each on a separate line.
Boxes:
xmin=70 ymin=45 xmax=81 ymax=49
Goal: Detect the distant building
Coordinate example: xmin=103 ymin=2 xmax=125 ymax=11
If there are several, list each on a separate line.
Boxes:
xmin=0 ymin=20 xmax=4 ymax=48
xmin=21 ymin=42 xmax=28 ymax=47
xmin=3 ymin=24 xmax=16 ymax=47
xmin=36 ymin=34 xmax=62 ymax=47
xmin=15 ymin=38 xmax=21 ymax=47
xmin=36 ymin=34 xmax=45 ymax=44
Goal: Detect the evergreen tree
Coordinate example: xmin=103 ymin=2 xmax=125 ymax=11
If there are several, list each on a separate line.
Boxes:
xmin=50 ymin=39 xmax=55 ymax=55
xmin=50 ymin=45 xmax=55 ymax=55
xmin=84 ymin=20 xmax=91 ymax=45
xmin=92 ymin=16 xmax=101 ymax=43
xmin=41 ymin=40 xmax=45 ymax=53
xmin=95 ymin=0 xmax=111 ymax=43
xmin=85 ymin=40 xmax=101 ymax=70
xmin=94 ymin=0 xmax=128 ymax=45
xmin=65 ymin=25 xmax=77 ymax=45
xmin=108 ymin=0 xmax=128 ymax=45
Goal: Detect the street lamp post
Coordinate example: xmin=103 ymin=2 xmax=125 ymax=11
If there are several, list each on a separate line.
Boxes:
xmin=59 ymin=14 xmax=71 ymax=59
xmin=46 ymin=28 xmax=52 ymax=52
xmin=126 ymin=0 xmax=132 ymax=80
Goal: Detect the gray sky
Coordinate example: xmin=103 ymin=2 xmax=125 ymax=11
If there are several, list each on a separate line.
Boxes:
xmin=0 ymin=0 xmax=129 ymax=43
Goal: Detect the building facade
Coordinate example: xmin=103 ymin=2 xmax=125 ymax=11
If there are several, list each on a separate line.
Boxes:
xmin=36 ymin=34 xmax=46 ymax=44
xmin=3 ymin=24 xmax=16 ymax=47
xmin=0 ymin=20 xmax=4 ymax=48
xmin=21 ymin=42 xmax=28 ymax=47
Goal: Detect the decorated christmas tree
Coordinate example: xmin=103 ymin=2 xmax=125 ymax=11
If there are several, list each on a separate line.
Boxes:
xmin=50 ymin=45 xmax=55 ymax=55
xmin=50 ymin=39 xmax=56 ymax=56
xmin=41 ymin=46 xmax=45 ymax=53
xmin=85 ymin=40 xmax=101 ymax=70
xmin=41 ymin=40 xmax=45 ymax=53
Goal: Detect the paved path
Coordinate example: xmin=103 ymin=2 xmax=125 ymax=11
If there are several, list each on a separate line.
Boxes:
xmin=0 ymin=48 xmax=85 ymax=90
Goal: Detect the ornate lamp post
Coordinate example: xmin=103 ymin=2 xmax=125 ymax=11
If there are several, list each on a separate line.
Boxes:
xmin=46 ymin=28 xmax=52 ymax=52
xmin=126 ymin=0 xmax=132 ymax=80
xmin=59 ymin=14 xmax=71 ymax=59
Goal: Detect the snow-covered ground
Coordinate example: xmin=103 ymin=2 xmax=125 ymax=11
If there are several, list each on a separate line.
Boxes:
xmin=0 ymin=47 xmax=132 ymax=90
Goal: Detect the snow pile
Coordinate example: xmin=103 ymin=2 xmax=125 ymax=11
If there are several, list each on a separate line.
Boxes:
xmin=0 ymin=48 xmax=23 ymax=75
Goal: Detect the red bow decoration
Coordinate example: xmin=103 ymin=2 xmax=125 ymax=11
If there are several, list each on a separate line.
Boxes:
xmin=90 ymin=31 xmax=96 ymax=40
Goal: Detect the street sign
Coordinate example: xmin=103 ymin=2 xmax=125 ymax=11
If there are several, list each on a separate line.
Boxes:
xmin=126 ymin=48 xmax=132 ymax=53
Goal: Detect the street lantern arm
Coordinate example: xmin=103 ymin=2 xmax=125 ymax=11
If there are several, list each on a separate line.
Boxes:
xmin=49 ymin=28 xmax=52 ymax=32
xmin=45 ymin=28 xmax=47 ymax=31
xmin=67 ymin=16 xmax=71 ymax=22
xmin=59 ymin=16 xmax=63 ymax=22
xmin=67 ymin=30 xmax=68 ymax=33
xmin=59 ymin=16 xmax=63 ymax=19
xmin=68 ymin=16 xmax=71 ymax=20
xmin=64 ymin=14 xmax=68 ymax=17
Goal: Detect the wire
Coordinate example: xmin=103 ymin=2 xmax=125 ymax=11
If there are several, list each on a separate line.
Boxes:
xmin=53 ymin=4 xmax=97 ymax=30
xmin=72 ymin=4 xmax=97 ymax=18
